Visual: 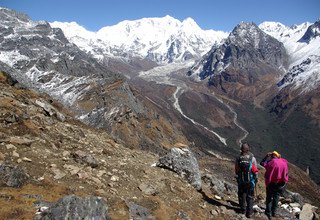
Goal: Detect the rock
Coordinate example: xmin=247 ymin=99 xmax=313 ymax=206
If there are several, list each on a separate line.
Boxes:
xmin=126 ymin=201 xmax=156 ymax=220
xmin=157 ymin=147 xmax=201 ymax=190
xmin=110 ymin=175 xmax=119 ymax=182
xmin=36 ymin=195 xmax=110 ymax=220
xmin=289 ymin=202 xmax=301 ymax=208
xmin=300 ymin=203 xmax=317 ymax=220
xmin=91 ymin=177 xmax=104 ymax=187
xmin=22 ymin=157 xmax=32 ymax=162
xmin=6 ymin=143 xmax=16 ymax=150
xmin=202 ymin=174 xmax=237 ymax=196
xmin=281 ymin=203 xmax=289 ymax=210
xmin=39 ymin=206 xmax=49 ymax=212
xmin=214 ymin=195 xmax=222 ymax=200
xmin=35 ymin=99 xmax=66 ymax=122
xmin=97 ymin=170 xmax=107 ymax=177
xmin=0 ymin=163 xmax=29 ymax=187
xmin=292 ymin=207 xmax=301 ymax=215
xmin=138 ymin=183 xmax=158 ymax=196
xmin=62 ymin=150 xmax=70 ymax=157
xmin=4 ymin=113 xmax=19 ymax=123
xmin=12 ymin=150 xmax=19 ymax=158
xmin=51 ymin=168 xmax=66 ymax=180
xmin=199 ymin=202 xmax=207 ymax=209
xmin=8 ymin=136 xmax=34 ymax=146
xmin=177 ymin=211 xmax=191 ymax=220
xmin=210 ymin=209 xmax=219 ymax=216
xmin=71 ymin=150 xmax=99 ymax=168
xmin=63 ymin=164 xmax=80 ymax=175
xmin=283 ymin=190 xmax=304 ymax=205
xmin=77 ymin=171 xmax=90 ymax=179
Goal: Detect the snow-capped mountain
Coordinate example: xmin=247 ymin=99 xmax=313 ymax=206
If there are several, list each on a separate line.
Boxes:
xmin=50 ymin=16 xmax=228 ymax=64
xmin=259 ymin=20 xmax=320 ymax=92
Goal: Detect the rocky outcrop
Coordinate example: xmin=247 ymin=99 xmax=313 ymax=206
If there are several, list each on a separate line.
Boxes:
xmin=35 ymin=195 xmax=110 ymax=220
xmin=0 ymin=163 xmax=29 ymax=187
xmin=157 ymin=147 xmax=201 ymax=190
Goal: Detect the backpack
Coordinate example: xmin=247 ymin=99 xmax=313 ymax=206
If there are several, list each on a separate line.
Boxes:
xmin=237 ymin=154 xmax=255 ymax=186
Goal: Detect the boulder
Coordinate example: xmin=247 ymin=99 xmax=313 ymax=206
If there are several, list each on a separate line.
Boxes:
xmin=0 ymin=163 xmax=29 ymax=187
xmin=126 ymin=201 xmax=156 ymax=220
xmin=283 ymin=190 xmax=304 ymax=205
xmin=202 ymin=174 xmax=237 ymax=196
xmin=71 ymin=150 xmax=99 ymax=168
xmin=36 ymin=195 xmax=110 ymax=220
xmin=157 ymin=147 xmax=201 ymax=190
xmin=300 ymin=203 xmax=318 ymax=220
xmin=35 ymin=99 xmax=66 ymax=122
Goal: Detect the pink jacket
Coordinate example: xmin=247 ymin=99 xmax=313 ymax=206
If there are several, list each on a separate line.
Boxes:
xmin=263 ymin=158 xmax=289 ymax=186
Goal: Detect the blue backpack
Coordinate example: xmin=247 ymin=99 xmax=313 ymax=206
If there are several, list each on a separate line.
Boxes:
xmin=237 ymin=154 xmax=255 ymax=186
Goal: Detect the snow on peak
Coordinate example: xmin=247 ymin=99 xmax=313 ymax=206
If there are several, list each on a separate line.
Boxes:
xmin=259 ymin=21 xmax=287 ymax=35
xmin=52 ymin=15 xmax=228 ymax=64
xmin=182 ymin=17 xmax=198 ymax=28
xmin=50 ymin=21 xmax=95 ymax=39
xmin=260 ymin=21 xmax=320 ymax=92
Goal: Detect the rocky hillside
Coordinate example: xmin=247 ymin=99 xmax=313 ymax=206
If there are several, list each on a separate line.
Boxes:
xmin=1 ymin=69 xmax=320 ymax=220
xmin=0 ymin=7 xmax=187 ymax=152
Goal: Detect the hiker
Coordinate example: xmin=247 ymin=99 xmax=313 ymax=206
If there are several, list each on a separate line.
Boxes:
xmin=235 ymin=143 xmax=258 ymax=218
xmin=260 ymin=151 xmax=288 ymax=218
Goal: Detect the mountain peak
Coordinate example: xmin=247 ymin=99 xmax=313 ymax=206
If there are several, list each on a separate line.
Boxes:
xmin=182 ymin=17 xmax=197 ymax=26
xmin=53 ymin=15 xmax=228 ymax=64
xmin=259 ymin=21 xmax=287 ymax=33
xmin=232 ymin=21 xmax=259 ymax=32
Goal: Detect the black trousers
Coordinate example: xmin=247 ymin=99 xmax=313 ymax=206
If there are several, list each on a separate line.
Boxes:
xmin=238 ymin=183 xmax=254 ymax=215
xmin=265 ymin=182 xmax=285 ymax=216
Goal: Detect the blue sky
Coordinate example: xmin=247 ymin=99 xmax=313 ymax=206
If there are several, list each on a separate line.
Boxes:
xmin=1 ymin=0 xmax=319 ymax=31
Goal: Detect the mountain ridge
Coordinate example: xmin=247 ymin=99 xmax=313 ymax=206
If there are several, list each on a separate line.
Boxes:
xmin=50 ymin=16 xmax=228 ymax=64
